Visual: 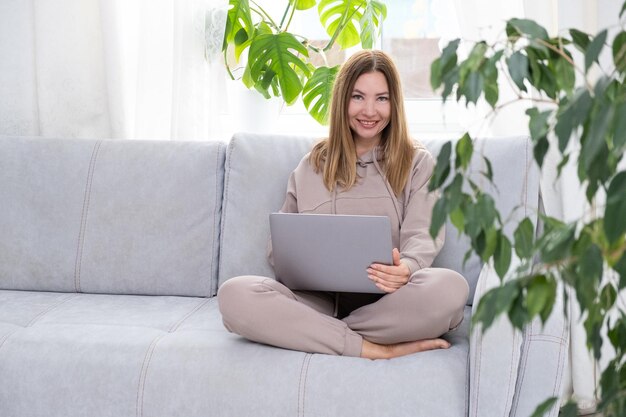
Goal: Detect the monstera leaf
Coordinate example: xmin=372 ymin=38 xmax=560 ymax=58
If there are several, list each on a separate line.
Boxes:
xmin=223 ymin=0 xmax=253 ymax=51
xmin=291 ymin=0 xmax=317 ymax=10
xmin=247 ymin=32 xmax=311 ymax=104
xmin=318 ymin=0 xmax=387 ymax=49
xmin=302 ymin=65 xmax=340 ymax=124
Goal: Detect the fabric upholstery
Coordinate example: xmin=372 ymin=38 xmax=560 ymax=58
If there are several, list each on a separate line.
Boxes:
xmin=0 ymin=289 xmax=470 ymax=417
xmin=0 ymin=136 xmax=225 ymax=296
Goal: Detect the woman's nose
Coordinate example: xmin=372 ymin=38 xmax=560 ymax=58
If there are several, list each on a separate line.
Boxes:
xmin=362 ymin=99 xmax=376 ymax=116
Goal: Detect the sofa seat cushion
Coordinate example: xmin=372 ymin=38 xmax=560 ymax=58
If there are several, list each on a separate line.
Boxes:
xmin=0 ymin=289 xmax=470 ymax=417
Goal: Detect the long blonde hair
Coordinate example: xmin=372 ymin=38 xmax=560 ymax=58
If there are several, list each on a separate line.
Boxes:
xmin=309 ymin=50 xmax=415 ymax=196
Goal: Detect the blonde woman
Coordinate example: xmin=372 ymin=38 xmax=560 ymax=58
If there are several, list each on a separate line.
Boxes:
xmin=218 ymin=50 xmax=468 ymax=360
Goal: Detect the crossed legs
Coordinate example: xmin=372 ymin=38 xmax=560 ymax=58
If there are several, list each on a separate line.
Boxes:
xmin=217 ymin=268 xmax=468 ymax=359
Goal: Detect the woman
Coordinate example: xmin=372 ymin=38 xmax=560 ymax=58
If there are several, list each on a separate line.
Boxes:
xmin=218 ymin=50 xmax=469 ymax=360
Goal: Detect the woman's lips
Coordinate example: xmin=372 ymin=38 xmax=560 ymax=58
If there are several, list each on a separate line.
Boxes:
xmin=358 ymin=119 xmax=378 ymax=128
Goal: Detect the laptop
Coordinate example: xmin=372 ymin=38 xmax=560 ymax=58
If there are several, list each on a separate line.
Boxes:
xmin=269 ymin=213 xmax=393 ymax=293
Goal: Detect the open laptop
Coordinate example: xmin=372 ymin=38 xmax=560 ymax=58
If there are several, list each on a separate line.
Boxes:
xmin=269 ymin=213 xmax=393 ymax=293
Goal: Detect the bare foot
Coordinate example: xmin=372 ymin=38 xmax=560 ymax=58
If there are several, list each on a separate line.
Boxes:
xmin=360 ymin=338 xmax=450 ymax=360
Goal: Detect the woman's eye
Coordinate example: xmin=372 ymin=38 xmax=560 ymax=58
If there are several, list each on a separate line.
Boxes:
xmin=378 ymin=96 xmax=389 ymax=102
xmin=352 ymin=94 xmax=363 ymax=100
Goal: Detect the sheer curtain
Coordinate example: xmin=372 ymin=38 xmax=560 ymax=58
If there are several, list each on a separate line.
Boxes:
xmin=0 ymin=0 xmax=227 ymax=141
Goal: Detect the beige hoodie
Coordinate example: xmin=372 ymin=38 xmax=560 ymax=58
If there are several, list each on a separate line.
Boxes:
xmin=273 ymin=144 xmax=444 ymax=274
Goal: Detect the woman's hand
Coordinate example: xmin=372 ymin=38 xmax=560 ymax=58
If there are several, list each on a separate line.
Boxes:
xmin=367 ymin=248 xmax=411 ymax=293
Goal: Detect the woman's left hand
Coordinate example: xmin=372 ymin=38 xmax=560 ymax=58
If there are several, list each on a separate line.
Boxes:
xmin=367 ymin=248 xmax=411 ymax=293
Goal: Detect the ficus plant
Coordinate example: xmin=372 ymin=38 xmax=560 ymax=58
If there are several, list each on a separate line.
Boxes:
xmin=429 ymin=2 xmax=626 ymax=416
xmin=222 ymin=0 xmax=386 ymax=124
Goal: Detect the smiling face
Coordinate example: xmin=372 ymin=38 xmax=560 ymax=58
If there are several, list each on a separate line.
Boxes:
xmin=347 ymin=71 xmax=391 ymax=153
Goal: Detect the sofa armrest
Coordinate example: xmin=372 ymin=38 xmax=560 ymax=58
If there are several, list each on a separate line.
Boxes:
xmin=469 ymin=258 xmax=569 ymax=417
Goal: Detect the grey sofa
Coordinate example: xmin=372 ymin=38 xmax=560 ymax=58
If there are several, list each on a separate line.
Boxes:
xmin=0 ymin=133 xmax=568 ymax=417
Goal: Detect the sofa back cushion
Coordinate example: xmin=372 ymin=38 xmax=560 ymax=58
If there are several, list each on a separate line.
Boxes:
xmin=218 ymin=133 xmax=538 ymax=305
xmin=0 ymin=136 xmax=225 ymax=297
xmin=218 ymin=133 xmax=316 ymax=291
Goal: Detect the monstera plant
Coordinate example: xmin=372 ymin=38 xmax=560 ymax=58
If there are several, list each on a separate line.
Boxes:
xmin=429 ymin=2 xmax=626 ymax=416
xmin=222 ymin=0 xmax=386 ymax=124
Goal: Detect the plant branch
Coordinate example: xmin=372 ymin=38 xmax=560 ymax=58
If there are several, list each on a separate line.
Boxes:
xmin=250 ymin=1 xmax=279 ymax=30
xmin=278 ymin=2 xmax=291 ymax=29
xmin=284 ymin=1 xmax=297 ymax=32
xmin=224 ymin=49 xmax=235 ymax=80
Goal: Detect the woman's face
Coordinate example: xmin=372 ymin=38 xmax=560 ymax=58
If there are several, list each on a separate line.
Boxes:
xmin=347 ymin=71 xmax=391 ymax=148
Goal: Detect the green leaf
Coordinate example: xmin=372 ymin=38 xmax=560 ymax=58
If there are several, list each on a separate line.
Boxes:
xmin=569 ymin=29 xmax=591 ymax=53
xmin=248 ymin=32 xmax=311 ymax=104
xmin=318 ymin=0 xmax=386 ymax=49
xmin=616 ymin=251 xmax=626 ymax=290
xmin=466 ymin=42 xmax=488 ymax=71
xmin=529 ymin=397 xmax=558 ymax=417
xmin=514 ymin=217 xmax=535 ymax=259
xmin=613 ymin=31 xmax=626 ymax=73
xmin=607 ymin=318 xmax=626 ymax=353
xmin=482 ymin=156 xmax=494 ymax=183
xmin=291 ymin=0 xmax=316 ymax=10
xmin=445 ymin=174 xmax=464 ymax=211
xmin=302 ymin=65 xmax=339 ymax=124
xmin=621 ymin=1 xmax=626 ymax=18
xmin=430 ymin=197 xmax=447 ymax=238
xmin=526 ymin=108 xmax=552 ymax=143
xmin=533 ymin=136 xmax=549 ymax=168
xmin=507 ymin=18 xmax=549 ymax=41
xmin=554 ymin=55 xmax=575 ymax=93
xmin=483 ymin=52 xmax=500 ymax=108
xmin=224 ymin=0 xmax=254 ymax=50
xmin=476 ymin=227 xmax=499 ymax=262
xmin=599 ymin=284 xmax=617 ymax=312
xmin=359 ymin=1 xmax=387 ymax=49
xmin=460 ymin=71 xmax=484 ymax=105
xmin=506 ymin=51 xmax=529 ymax=92
xmin=494 ymin=233 xmax=512 ymax=280
xmin=455 ymin=133 xmax=474 ymax=170
xmin=450 ymin=206 xmax=465 ymax=233
xmin=554 ymin=88 xmax=592 ymax=153
xmin=476 ymin=193 xmax=498 ymax=230
xmin=584 ymin=29 xmax=608 ymax=73
xmin=508 ymin=289 xmax=529 ymax=329
xmin=429 ymin=141 xmax=452 ymax=191
xmin=472 ymin=281 xmax=520 ymax=332
xmin=539 ymin=222 xmax=576 ymax=263
xmin=576 ymin=244 xmax=603 ymax=306
xmin=526 ymin=275 xmax=553 ymax=318
xmin=558 ymin=401 xmax=579 ymax=417
xmin=581 ymin=96 xmax=613 ymax=172
xmin=431 ymin=39 xmax=460 ymax=92
xmin=604 ymin=171 xmax=626 ymax=244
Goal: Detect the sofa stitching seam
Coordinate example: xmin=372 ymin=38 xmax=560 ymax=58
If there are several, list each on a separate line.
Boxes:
xmin=551 ymin=306 xmax=569 ymax=413
xmin=74 ymin=140 xmax=102 ymax=293
xmin=26 ymin=294 xmax=78 ymax=327
xmin=0 ymin=328 xmax=19 ymax=354
xmin=503 ymin=329 xmax=519 ymax=415
xmin=297 ymin=353 xmax=312 ymax=417
xmin=136 ymin=334 xmax=165 ymax=417
xmin=471 ymin=273 xmax=486 ymax=417
xmin=168 ymin=298 xmax=211 ymax=332
xmin=510 ymin=322 xmax=532 ymax=416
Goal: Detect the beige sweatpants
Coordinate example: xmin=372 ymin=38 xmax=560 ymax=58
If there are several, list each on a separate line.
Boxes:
xmin=217 ymin=268 xmax=469 ymax=357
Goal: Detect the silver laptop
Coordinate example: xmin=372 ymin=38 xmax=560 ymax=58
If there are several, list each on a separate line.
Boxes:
xmin=269 ymin=213 xmax=393 ymax=293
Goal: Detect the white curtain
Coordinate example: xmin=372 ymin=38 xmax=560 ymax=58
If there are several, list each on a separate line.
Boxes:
xmin=0 ymin=0 xmax=228 ymax=141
